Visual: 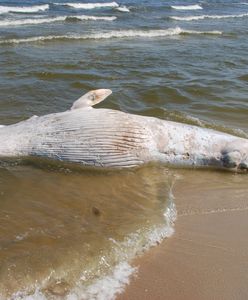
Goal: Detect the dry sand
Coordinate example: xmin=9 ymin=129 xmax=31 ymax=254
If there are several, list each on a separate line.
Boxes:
xmin=119 ymin=169 xmax=248 ymax=300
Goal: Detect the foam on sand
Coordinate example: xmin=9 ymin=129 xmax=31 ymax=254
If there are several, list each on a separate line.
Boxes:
xmin=171 ymin=4 xmax=202 ymax=10
xmin=170 ymin=13 xmax=248 ymax=21
xmin=0 ymin=15 xmax=116 ymax=27
xmin=60 ymin=2 xmax=119 ymax=9
xmin=0 ymin=4 xmax=49 ymax=14
xmin=66 ymin=262 xmax=137 ymax=300
xmin=0 ymin=27 xmax=223 ymax=44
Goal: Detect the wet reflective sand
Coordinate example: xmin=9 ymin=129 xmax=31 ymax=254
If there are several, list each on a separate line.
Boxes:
xmin=119 ymin=169 xmax=248 ymax=300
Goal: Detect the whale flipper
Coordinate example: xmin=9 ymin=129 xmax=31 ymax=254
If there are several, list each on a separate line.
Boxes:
xmin=71 ymin=89 xmax=112 ymax=110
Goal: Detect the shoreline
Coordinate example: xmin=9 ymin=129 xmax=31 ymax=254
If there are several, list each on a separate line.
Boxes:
xmin=118 ymin=169 xmax=248 ymax=300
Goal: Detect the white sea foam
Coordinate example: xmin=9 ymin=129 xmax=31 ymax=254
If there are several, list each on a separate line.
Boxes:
xmin=75 ymin=15 xmax=116 ymax=21
xmin=116 ymin=6 xmax=130 ymax=12
xmin=0 ymin=27 xmax=223 ymax=44
xmin=0 ymin=4 xmax=49 ymax=14
xmin=0 ymin=15 xmax=116 ymax=27
xmin=61 ymin=2 xmax=119 ymax=9
xmin=0 ymin=16 xmax=65 ymax=26
xmin=171 ymin=4 xmax=202 ymax=10
xmin=67 ymin=262 xmax=137 ymax=300
xmin=171 ymin=12 xmax=248 ymax=21
xmin=13 ymin=263 xmax=136 ymax=300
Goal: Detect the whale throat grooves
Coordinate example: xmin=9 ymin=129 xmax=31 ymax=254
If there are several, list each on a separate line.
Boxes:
xmin=26 ymin=110 xmax=150 ymax=168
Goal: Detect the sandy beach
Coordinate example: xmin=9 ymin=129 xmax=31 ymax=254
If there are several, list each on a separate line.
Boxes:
xmin=119 ymin=169 xmax=248 ymax=300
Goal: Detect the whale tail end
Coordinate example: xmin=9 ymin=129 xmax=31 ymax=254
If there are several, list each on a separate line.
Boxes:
xmin=71 ymin=89 xmax=112 ymax=110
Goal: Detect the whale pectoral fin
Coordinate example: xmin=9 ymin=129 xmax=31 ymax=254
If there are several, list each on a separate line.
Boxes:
xmin=71 ymin=89 xmax=112 ymax=110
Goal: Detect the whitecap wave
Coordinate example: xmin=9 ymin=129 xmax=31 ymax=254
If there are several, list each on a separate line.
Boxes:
xmin=59 ymin=2 xmax=119 ymax=9
xmin=116 ymin=6 xmax=130 ymax=12
xmin=0 ymin=27 xmax=223 ymax=44
xmin=0 ymin=15 xmax=116 ymax=27
xmin=171 ymin=13 xmax=248 ymax=21
xmin=73 ymin=15 xmax=116 ymax=21
xmin=0 ymin=4 xmax=49 ymax=14
xmin=171 ymin=4 xmax=202 ymax=10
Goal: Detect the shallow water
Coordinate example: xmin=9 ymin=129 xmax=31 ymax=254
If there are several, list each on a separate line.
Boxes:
xmin=0 ymin=0 xmax=248 ymax=298
xmin=0 ymin=163 xmax=177 ymax=299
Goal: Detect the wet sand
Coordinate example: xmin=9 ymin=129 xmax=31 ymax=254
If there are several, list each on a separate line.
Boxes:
xmin=119 ymin=169 xmax=248 ymax=300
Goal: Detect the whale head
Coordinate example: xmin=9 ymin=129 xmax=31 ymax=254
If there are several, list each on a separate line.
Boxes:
xmin=222 ymin=140 xmax=248 ymax=171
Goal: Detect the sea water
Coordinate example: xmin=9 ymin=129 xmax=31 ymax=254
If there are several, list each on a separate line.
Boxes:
xmin=0 ymin=0 xmax=247 ymax=298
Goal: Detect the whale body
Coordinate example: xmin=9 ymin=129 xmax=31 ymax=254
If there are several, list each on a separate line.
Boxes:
xmin=0 ymin=89 xmax=247 ymax=171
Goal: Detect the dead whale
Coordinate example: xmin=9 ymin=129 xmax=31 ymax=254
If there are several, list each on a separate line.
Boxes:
xmin=0 ymin=89 xmax=247 ymax=171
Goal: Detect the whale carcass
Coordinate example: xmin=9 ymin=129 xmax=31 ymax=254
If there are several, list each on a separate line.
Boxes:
xmin=0 ymin=89 xmax=247 ymax=171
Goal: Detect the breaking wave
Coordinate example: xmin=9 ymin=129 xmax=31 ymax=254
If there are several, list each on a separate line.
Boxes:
xmin=170 ymin=12 xmax=248 ymax=21
xmin=57 ymin=2 xmax=119 ymax=9
xmin=0 ymin=4 xmax=49 ymax=14
xmin=0 ymin=15 xmax=116 ymax=27
xmin=171 ymin=4 xmax=203 ymax=10
xmin=116 ymin=6 xmax=130 ymax=12
xmin=0 ymin=27 xmax=222 ymax=44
